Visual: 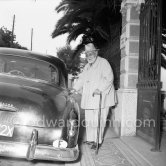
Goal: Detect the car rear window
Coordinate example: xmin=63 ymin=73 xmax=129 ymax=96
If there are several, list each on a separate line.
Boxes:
xmin=0 ymin=54 xmax=59 ymax=84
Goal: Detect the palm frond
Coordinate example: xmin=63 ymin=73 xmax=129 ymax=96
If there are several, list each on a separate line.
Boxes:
xmin=53 ymin=16 xmax=71 ymax=35
xmin=71 ymin=17 xmax=89 ymax=25
xmin=53 ymin=10 xmax=92 ymax=38
xmin=56 ymin=0 xmax=69 ymax=13
xmin=52 ymin=28 xmax=69 ymax=38
xmin=67 ymin=24 xmax=89 ymax=43
xmin=95 ymin=26 xmax=109 ymax=41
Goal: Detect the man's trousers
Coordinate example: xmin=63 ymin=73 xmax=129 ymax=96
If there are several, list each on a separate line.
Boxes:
xmin=85 ymin=107 xmax=109 ymax=144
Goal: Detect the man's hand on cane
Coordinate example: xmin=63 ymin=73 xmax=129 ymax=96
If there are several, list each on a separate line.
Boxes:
xmin=92 ymin=89 xmax=101 ymax=96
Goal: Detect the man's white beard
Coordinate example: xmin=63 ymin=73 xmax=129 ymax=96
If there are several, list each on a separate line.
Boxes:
xmin=87 ymin=56 xmax=97 ymax=64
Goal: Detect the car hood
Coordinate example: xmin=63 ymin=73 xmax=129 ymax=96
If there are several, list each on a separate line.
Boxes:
xmin=0 ymin=75 xmax=69 ymax=128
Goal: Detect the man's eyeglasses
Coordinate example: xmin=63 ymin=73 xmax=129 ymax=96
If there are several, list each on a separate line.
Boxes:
xmin=85 ymin=51 xmax=97 ymax=57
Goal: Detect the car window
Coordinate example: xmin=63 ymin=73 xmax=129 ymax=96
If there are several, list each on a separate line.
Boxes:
xmin=0 ymin=54 xmax=59 ymax=84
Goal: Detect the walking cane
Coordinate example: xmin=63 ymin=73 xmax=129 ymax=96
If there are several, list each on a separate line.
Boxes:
xmin=95 ymin=93 xmax=102 ymax=155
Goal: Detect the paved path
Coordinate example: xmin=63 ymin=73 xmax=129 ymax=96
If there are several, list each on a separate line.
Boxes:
xmin=80 ymin=138 xmax=134 ymax=166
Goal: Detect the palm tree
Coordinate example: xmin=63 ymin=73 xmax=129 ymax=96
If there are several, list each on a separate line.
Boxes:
xmin=52 ymin=0 xmax=121 ymax=57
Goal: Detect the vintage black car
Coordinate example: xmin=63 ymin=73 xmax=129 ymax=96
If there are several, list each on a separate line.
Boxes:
xmin=0 ymin=48 xmax=80 ymax=161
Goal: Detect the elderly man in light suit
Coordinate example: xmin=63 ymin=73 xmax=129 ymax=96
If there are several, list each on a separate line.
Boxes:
xmin=73 ymin=43 xmax=117 ymax=149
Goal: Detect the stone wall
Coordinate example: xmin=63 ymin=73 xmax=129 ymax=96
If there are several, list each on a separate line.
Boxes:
xmin=113 ymin=0 xmax=145 ymax=137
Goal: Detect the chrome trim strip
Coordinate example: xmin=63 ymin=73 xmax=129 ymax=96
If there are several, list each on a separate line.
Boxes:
xmin=0 ymin=141 xmax=79 ymax=161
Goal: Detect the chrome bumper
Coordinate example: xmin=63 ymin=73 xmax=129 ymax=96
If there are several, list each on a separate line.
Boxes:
xmin=0 ymin=141 xmax=79 ymax=161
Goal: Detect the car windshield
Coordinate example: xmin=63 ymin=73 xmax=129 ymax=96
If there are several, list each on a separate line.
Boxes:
xmin=0 ymin=54 xmax=59 ymax=84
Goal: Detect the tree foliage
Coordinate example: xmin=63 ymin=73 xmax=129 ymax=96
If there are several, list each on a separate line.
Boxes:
xmin=57 ymin=45 xmax=85 ymax=75
xmin=52 ymin=0 xmax=121 ymax=56
xmin=0 ymin=26 xmax=27 ymax=49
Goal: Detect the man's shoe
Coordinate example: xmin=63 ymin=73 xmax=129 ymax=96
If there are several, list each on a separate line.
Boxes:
xmin=91 ymin=143 xmax=97 ymax=149
xmin=91 ymin=143 xmax=102 ymax=150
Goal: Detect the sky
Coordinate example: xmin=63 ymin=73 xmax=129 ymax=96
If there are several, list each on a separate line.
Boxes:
xmin=0 ymin=0 xmax=79 ymax=56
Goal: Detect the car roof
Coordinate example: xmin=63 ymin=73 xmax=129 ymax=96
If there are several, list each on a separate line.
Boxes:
xmin=0 ymin=47 xmax=68 ymax=86
xmin=0 ymin=47 xmax=64 ymax=66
